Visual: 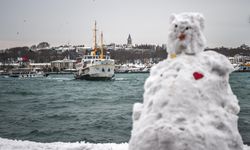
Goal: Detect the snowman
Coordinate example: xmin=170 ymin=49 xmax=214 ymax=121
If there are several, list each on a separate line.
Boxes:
xmin=129 ymin=12 xmax=244 ymax=150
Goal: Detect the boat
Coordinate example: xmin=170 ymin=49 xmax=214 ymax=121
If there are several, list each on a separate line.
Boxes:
xmin=232 ymin=63 xmax=241 ymax=71
xmin=74 ymin=21 xmax=115 ymax=80
xmin=234 ymin=63 xmax=250 ymax=72
xmin=115 ymin=63 xmax=151 ymax=73
xmin=8 ymin=68 xmax=49 ymax=78
xmin=74 ymin=55 xmax=115 ymax=80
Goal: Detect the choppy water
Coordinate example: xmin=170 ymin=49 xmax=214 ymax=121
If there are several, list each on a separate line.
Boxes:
xmin=230 ymin=73 xmax=250 ymax=144
xmin=0 ymin=73 xmax=249 ymax=144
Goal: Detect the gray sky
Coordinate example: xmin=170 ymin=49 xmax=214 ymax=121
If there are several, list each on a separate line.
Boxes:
xmin=0 ymin=0 xmax=249 ymax=49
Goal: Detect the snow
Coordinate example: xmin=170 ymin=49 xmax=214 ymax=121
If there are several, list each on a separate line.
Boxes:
xmin=0 ymin=138 xmax=249 ymax=150
xmin=0 ymin=138 xmax=128 ymax=150
xmin=129 ymin=12 xmax=250 ymax=150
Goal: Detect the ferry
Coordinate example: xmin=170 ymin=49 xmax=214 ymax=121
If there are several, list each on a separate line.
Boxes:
xmin=234 ymin=63 xmax=250 ymax=72
xmin=9 ymin=68 xmax=49 ymax=78
xmin=74 ymin=21 xmax=115 ymax=80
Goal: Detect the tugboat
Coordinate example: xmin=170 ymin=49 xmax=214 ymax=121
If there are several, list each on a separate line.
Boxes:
xmin=74 ymin=21 xmax=115 ymax=80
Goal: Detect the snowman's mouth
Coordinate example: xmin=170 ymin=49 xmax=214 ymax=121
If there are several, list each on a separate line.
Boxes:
xmin=178 ymin=33 xmax=186 ymax=41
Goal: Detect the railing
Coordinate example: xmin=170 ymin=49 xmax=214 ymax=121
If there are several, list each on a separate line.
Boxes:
xmin=83 ymin=55 xmax=111 ymax=60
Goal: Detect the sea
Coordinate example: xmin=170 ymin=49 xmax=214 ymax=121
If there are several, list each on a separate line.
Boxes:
xmin=0 ymin=73 xmax=249 ymax=144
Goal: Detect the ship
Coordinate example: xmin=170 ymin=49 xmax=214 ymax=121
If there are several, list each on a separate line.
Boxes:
xmin=234 ymin=63 xmax=250 ymax=72
xmin=8 ymin=68 xmax=49 ymax=78
xmin=74 ymin=21 xmax=115 ymax=80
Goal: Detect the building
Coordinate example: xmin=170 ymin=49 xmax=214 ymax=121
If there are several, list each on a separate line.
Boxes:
xmin=75 ymin=46 xmax=91 ymax=56
xmin=54 ymin=45 xmax=75 ymax=54
xmin=51 ymin=57 xmax=76 ymax=71
xmin=29 ymin=63 xmax=51 ymax=69
xmin=106 ymin=43 xmax=116 ymax=51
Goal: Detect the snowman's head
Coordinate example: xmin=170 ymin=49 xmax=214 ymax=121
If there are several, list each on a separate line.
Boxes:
xmin=167 ymin=12 xmax=206 ymax=57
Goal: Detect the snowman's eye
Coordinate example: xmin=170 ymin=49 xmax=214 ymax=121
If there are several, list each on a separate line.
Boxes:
xmin=186 ymin=27 xmax=190 ymax=30
xmin=174 ymin=24 xmax=178 ymax=28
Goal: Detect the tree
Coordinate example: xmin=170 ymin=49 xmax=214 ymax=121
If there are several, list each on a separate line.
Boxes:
xmin=239 ymin=44 xmax=250 ymax=50
xmin=30 ymin=45 xmax=37 ymax=51
xmin=37 ymin=42 xmax=50 ymax=49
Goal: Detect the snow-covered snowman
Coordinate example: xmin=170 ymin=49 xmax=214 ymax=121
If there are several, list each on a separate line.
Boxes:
xmin=129 ymin=12 xmax=244 ymax=150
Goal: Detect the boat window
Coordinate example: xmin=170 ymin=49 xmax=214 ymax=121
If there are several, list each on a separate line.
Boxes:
xmin=108 ymin=68 xmax=110 ymax=72
xmin=102 ymin=68 xmax=105 ymax=72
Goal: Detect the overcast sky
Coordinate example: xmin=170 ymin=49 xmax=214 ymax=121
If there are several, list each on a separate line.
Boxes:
xmin=0 ymin=0 xmax=249 ymax=49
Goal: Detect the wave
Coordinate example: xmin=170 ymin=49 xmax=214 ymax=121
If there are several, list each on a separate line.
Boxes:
xmin=0 ymin=137 xmax=128 ymax=150
xmin=45 ymin=114 xmax=78 ymax=120
xmin=3 ymin=91 xmax=40 ymax=96
xmin=46 ymin=77 xmax=74 ymax=82
xmin=115 ymin=78 xmax=128 ymax=81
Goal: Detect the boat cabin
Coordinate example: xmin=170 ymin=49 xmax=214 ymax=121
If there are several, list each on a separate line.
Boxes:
xmin=83 ymin=55 xmax=111 ymax=60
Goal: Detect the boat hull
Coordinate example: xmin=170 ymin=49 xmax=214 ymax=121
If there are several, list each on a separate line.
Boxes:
xmin=74 ymin=74 xmax=114 ymax=81
xmin=9 ymin=73 xmax=49 ymax=78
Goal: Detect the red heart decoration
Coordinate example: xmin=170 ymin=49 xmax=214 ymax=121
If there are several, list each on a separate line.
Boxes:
xmin=193 ymin=72 xmax=204 ymax=80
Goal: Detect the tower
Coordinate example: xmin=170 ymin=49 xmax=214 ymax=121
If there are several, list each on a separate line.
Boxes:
xmin=127 ymin=34 xmax=132 ymax=48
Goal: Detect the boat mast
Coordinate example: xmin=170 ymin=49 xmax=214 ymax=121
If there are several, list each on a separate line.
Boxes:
xmin=92 ymin=21 xmax=97 ymax=56
xmin=100 ymin=31 xmax=104 ymax=59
